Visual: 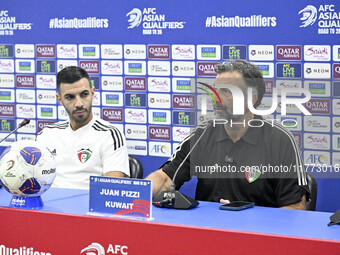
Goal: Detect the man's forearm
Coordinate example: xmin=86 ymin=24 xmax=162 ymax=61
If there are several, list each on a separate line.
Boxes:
xmin=146 ymin=169 xmax=172 ymax=198
xmin=280 ymin=195 xmax=306 ymax=210
xmin=104 ymin=171 xmax=125 ymax=178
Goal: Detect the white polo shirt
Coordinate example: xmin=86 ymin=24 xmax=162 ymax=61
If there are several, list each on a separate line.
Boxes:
xmin=36 ymin=116 xmax=130 ymax=189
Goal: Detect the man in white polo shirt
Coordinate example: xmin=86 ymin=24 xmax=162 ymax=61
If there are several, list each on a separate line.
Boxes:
xmin=37 ymin=66 xmax=129 ymax=189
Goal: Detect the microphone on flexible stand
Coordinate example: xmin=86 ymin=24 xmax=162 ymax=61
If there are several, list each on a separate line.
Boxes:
xmin=153 ymin=121 xmax=212 ymax=209
xmin=0 ymin=118 xmax=30 ymax=145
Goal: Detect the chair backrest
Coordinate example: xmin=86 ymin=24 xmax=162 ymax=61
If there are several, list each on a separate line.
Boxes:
xmin=128 ymin=154 xmax=143 ymax=179
xmin=306 ymin=172 xmax=317 ymax=211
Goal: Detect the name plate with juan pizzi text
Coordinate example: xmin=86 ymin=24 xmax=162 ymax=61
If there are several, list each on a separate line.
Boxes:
xmin=89 ymin=176 xmax=152 ymax=219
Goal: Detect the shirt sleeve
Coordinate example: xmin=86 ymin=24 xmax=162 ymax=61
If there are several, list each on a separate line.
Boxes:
xmin=272 ymin=128 xmax=309 ymax=207
xmin=101 ymin=128 xmax=130 ymax=177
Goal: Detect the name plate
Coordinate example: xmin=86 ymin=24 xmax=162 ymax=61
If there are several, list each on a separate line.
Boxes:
xmin=89 ymin=176 xmax=152 ymax=219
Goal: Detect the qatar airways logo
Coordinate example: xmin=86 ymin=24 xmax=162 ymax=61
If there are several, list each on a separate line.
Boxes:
xmin=197 ymin=62 xmax=219 ymax=76
xmin=148 ymin=45 xmax=170 ymax=59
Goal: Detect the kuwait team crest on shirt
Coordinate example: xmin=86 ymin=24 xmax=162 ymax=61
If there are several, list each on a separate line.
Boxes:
xmin=245 ymin=167 xmax=261 ymax=183
xmin=78 ymin=148 xmax=92 ymax=163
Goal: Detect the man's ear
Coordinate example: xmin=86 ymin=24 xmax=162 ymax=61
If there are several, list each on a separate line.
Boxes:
xmin=56 ymin=93 xmax=63 ymax=105
xmin=91 ymin=86 xmax=95 ymax=95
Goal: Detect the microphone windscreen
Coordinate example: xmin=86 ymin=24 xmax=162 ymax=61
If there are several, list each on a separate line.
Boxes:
xmin=19 ymin=118 xmax=30 ymax=127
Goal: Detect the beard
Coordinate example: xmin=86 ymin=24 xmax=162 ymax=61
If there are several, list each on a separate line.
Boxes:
xmin=213 ymin=104 xmax=233 ymax=121
xmin=213 ymin=102 xmax=250 ymax=121
xmin=65 ymin=105 xmax=92 ymax=124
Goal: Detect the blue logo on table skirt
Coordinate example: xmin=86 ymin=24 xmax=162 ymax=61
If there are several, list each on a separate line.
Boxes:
xmin=125 ymin=93 xmax=146 ymax=107
xmin=277 ymin=63 xmax=302 ymax=78
xmin=173 ymin=111 xmax=196 ymax=126
xmin=222 ymin=45 xmax=247 ymax=60
xmin=37 ymin=60 xmax=56 ymax=73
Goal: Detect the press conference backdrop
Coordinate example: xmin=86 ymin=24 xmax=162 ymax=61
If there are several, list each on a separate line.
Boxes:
xmin=0 ymin=0 xmax=340 ymax=212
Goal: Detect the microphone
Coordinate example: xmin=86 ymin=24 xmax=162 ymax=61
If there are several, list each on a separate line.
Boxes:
xmin=153 ymin=121 xmax=212 ymax=209
xmin=0 ymin=118 xmax=30 ymax=145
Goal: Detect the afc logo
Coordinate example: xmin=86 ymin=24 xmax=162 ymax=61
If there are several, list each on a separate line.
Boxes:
xmin=81 ymin=242 xmax=128 ymax=255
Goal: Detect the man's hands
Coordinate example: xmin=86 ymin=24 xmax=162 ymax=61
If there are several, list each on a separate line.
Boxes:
xmin=220 ymin=199 xmax=230 ymax=204
xmin=146 ymin=169 xmax=172 ymax=198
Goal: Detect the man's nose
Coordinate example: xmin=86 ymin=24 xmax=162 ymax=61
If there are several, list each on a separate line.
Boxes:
xmin=74 ymin=95 xmax=83 ymax=108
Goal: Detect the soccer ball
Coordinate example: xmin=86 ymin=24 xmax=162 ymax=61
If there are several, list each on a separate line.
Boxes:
xmin=0 ymin=140 xmax=56 ymax=197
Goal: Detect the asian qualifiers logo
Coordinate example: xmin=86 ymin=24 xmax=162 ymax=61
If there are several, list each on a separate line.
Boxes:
xmin=298 ymin=5 xmax=317 ymax=27
xmin=126 ymin=7 xmax=185 ymax=35
xmin=126 ymin=8 xmax=142 ymax=28
xmin=298 ymin=4 xmax=340 ymax=34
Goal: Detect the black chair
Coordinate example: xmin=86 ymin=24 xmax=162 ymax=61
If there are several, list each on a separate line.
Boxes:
xmin=306 ymin=172 xmax=317 ymax=211
xmin=128 ymin=154 xmax=144 ymax=179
